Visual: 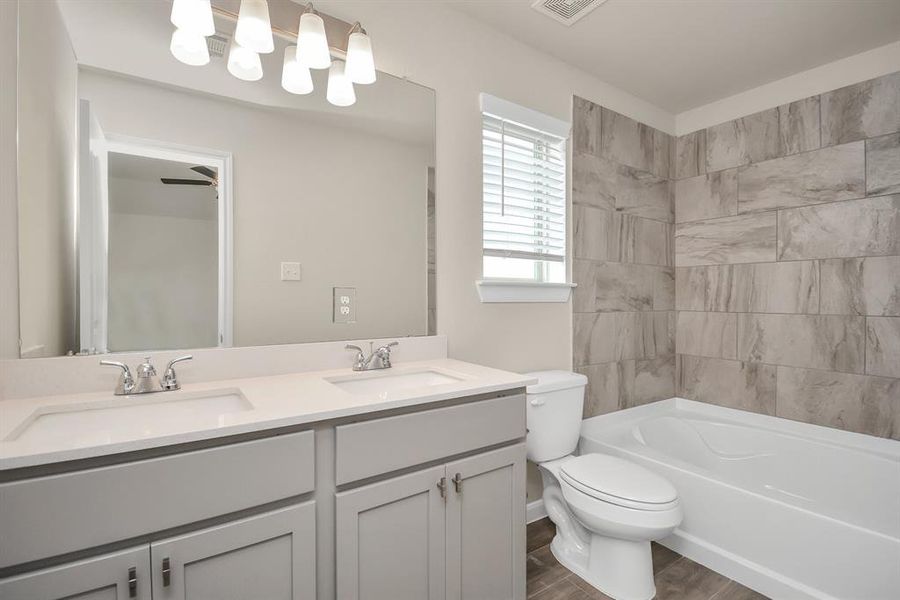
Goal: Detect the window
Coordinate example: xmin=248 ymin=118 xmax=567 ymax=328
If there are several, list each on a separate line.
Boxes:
xmin=481 ymin=94 xmax=568 ymax=287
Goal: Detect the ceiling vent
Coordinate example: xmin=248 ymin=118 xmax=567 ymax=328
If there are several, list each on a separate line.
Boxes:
xmin=531 ymin=0 xmax=609 ymax=26
xmin=206 ymin=34 xmax=229 ymax=58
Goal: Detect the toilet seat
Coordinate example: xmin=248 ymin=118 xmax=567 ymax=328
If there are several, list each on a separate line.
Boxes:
xmin=559 ymin=454 xmax=679 ymax=512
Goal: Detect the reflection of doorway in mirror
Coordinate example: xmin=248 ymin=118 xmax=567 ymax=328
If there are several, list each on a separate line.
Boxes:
xmin=86 ymin=135 xmax=233 ymax=353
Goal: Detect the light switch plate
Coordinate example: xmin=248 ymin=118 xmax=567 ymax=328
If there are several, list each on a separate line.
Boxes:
xmin=333 ymin=287 xmax=356 ymax=324
xmin=281 ymin=262 xmax=301 ymax=281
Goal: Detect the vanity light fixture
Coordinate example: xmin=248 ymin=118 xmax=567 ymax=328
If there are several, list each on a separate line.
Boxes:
xmin=281 ymin=46 xmax=314 ymax=95
xmin=296 ymin=4 xmax=332 ymax=70
xmin=227 ymin=39 xmax=263 ymax=81
xmin=171 ymin=27 xmax=211 ymax=66
xmin=170 ymin=0 xmax=215 ymax=37
xmin=234 ymin=0 xmax=275 ymax=55
xmin=326 ymin=60 xmax=356 ymax=107
xmin=345 ymin=22 xmax=376 ymax=85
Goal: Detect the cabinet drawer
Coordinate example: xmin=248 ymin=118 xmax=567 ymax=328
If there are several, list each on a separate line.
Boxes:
xmin=0 ymin=431 xmax=314 ymax=569
xmin=335 ymin=394 xmax=525 ymax=485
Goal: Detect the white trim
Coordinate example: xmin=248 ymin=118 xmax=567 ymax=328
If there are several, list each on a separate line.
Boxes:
xmin=476 ymin=280 xmax=575 ymax=303
xmin=480 ymin=93 xmax=570 ymax=139
xmin=527 ymin=499 xmax=548 ymax=524
xmin=101 ymin=134 xmax=234 ymax=348
xmin=676 ymin=40 xmax=900 ymax=135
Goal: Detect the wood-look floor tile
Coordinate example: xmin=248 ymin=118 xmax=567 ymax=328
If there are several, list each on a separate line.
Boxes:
xmin=530 ymin=577 xmax=606 ymax=600
xmin=652 ymin=542 xmax=682 ymax=575
xmin=527 ymin=518 xmax=557 ymax=553
xmin=709 ymin=580 xmax=770 ymax=600
xmin=654 ymin=557 xmax=732 ymax=600
xmin=527 ymin=546 xmax=570 ymax=598
xmin=567 ymin=574 xmax=616 ymax=599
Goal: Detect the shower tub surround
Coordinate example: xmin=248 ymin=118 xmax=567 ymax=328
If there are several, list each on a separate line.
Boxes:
xmin=579 ymin=399 xmax=900 ymax=600
xmin=572 ymin=70 xmax=900 ymax=440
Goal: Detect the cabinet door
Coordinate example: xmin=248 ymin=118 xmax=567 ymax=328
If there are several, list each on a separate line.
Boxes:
xmin=336 ymin=466 xmax=446 ymax=600
xmin=446 ymin=444 xmax=526 ymax=600
xmin=150 ymin=503 xmax=315 ymax=600
xmin=0 ymin=546 xmax=150 ymax=600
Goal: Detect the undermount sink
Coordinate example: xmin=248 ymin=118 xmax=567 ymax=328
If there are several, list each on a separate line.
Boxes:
xmin=7 ymin=389 xmax=252 ymax=445
xmin=325 ymin=368 xmax=465 ymax=395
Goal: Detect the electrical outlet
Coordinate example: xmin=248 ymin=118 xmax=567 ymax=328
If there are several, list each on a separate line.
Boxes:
xmin=333 ymin=287 xmax=356 ymax=324
xmin=281 ymin=262 xmax=301 ymax=281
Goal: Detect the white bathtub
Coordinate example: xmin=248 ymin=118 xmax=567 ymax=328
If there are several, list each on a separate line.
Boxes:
xmin=579 ymin=398 xmax=900 ymax=600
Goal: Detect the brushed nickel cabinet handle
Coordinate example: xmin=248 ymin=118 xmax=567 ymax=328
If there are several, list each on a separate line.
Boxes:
xmin=128 ymin=567 xmax=137 ymax=598
xmin=452 ymin=472 xmax=463 ymax=494
xmin=162 ymin=557 xmax=171 ymax=587
xmin=437 ymin=476 xmax=447 ymax=500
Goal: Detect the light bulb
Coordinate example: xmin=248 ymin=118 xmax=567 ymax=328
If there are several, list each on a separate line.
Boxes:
xmin=227 ymin=40 xmax=263 ymax=81
xmin=170 ymin=0 xmax=215 ymax=37
xmin=296 ymin=11 xmax=331 ymax=69
xmin=345 ymin=29 xmax=376 ymax=85
xmin=170 ymin=28 xmax=210 ymax=66
xmin=326 ymin=60 xmax=355 ymax=107
xmin=281 ymin=46 xmax=314 ymax=95
xmin=234 ymin=0 xmax=274 ymax=54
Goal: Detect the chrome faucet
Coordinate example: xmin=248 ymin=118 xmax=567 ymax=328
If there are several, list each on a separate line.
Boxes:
xmin=345 ymin=341 xmax=399 ymax=371
xmin=101 ymin=355 xmax=193 ymax=395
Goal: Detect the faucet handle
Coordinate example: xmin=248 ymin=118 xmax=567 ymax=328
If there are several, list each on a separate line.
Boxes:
xmin=162 ymin=355 xmax=193 ymax=391
xmin=100 ymin=360 xmax=135 ymax=395
xmin=345 ymin=344 xmax=367 ymax=371
xmin=375 ymin=341 xmax=399 ymax=368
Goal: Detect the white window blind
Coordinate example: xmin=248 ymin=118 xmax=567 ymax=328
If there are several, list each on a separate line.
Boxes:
xmin=482 ymin=107 xmax=567 ymax=272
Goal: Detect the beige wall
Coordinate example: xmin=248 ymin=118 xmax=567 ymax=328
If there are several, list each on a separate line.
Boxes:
xmin=15 ymin=0 xmax=78 ymax=357
xmin=0 ymin=0 xmax=19 ymax=359
xmin=78 ymin=70 xmax=430 ymax=347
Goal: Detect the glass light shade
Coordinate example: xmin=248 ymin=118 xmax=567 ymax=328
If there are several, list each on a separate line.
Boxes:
xmin=234 ymin=0 xmax=274 ymax=54
xmin=281 ymin=46 xmax=314 ymax=95
xmin=345 ymin=31 xmax=376 ymax=85
xmin=227 ymin=40 xmax=263 ymax=81
xmin=170 ymin=0 xmax=215 ymax=37
xmin=296 ymin=12 xmax=331 ymax=69
xmin=170 ymin=28 xmax=210 ymax=66
xmin=326 ymin=60 xmax=356 ymax=107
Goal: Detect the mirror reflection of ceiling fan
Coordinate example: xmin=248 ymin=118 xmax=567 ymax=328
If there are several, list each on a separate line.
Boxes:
xmin=160 ymin=165 xmax=218 ymax=190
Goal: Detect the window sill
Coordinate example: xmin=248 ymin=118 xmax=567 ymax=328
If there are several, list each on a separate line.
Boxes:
xmin=475 ymin=280 xmax=576 ymax=303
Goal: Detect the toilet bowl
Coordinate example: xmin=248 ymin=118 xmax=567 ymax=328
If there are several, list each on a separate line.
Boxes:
xmin=525 ymin=371 xmax=683 ymax=600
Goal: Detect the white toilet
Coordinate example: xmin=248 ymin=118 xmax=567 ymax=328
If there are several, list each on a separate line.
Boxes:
xmin=526 ymin=371 xmax=683 ymax=600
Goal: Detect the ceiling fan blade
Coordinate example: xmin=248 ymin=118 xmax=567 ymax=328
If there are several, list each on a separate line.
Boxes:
xmin=190 ymin=166 xmax=217 ymax=180
xmin=160 ymin=178 xmax=214 ymax=186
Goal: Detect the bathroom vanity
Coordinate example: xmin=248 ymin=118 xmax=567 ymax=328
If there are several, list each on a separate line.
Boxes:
xmin=0 ymin=359 xmax=533 ymax=600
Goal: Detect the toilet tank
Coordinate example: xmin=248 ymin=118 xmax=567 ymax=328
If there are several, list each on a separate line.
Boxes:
xmin=524 ymin=371 xmax=588 ymax=463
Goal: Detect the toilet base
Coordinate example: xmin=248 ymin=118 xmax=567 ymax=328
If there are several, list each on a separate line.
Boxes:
xmin=549 ymin=533 xmax=656 ymax=600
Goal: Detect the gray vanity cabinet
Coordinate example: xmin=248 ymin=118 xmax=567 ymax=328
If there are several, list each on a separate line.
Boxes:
xmin=0 ymin=546 xmax=151 ymax=600
xmin=446 ymin=444 xmax=526 ymax=600
xmin=150 ymin=503 xmax=316 ymax=600
xmin=335 ymin=466 xmax=447 ymax=600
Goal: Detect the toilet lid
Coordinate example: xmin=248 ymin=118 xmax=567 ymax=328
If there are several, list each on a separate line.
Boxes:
xmin=559 ymin=454 xmax=678 ymax=510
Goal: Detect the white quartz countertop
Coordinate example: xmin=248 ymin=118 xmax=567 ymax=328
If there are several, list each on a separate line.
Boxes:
xmin=0 ymin=359 xmax=536 ymax=471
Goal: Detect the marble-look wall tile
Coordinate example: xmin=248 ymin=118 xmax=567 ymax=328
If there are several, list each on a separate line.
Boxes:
xmin=866 ymin=133 xmax=900 ymax=196
xmin=675 ymin=262 xmax=818 ymax=314
xmin=574 ymin=205 xmax=671 ymax=266
xmin=630 ymin=356 xmax=675 ymax=407
xmin=821 ymin=71 xmax=900 ymax=146
xmin=573 ymin=311 xmax=673 ymax=366
xmin=776 ymin=367 xmax=899 ymax=439
xmin=573 ymin=260 xmax=673 ymax=312
xmin=599 ymin=107 xmax=670 ymax=178
xmin=820 ymin=257 xmax=900 ymax=316
xmin=677 ymin=354 xmax=776 ymax=415
xmin=577 ymin=361 xmax=631 ymax=418
xmin=672 ymin=130 xmax=707 ymax=180
xmin=675 ymin=213 xmax=776 ymax=267
xmin=866 ymin=317 xmax=900 ymax=378
xmin=573 ymin=152 xmax=672 ymax=221
xmin=737 ymin=142 xmax=865 ymax=213
xmin=706 ymin=97 xmax=820 ymax=172
xmin=675 ymin=169 xmax=738 ymax=223
xmin=676 ymin=312 xmax=737 ymax=359
xmin=778 ymin=195 xmax=900 ymax=260
xmin=737 ymin=314 xmax=866 ymax=374
xmin=573 ymin=96 xmax=601 ymax=157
